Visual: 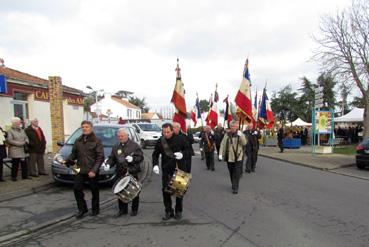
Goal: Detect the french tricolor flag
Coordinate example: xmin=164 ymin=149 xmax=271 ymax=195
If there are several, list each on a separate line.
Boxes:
xmin=258 ymin=88 xmax=275 ymax=129
xmin=170 ymin=59 xmax=187 ymax=132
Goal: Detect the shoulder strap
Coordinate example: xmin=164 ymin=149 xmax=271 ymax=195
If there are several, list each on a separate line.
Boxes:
xmin=161 ymin=137 xmax=174 ymax=158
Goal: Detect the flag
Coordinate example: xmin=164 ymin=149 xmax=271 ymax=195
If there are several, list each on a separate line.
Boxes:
xmin=191 ymin=106 xmax=197 ymax=126
xmin=206 ymin=86 xmax=219 ymax=129
xmin=195 ymin=95 xmax=201 ymax=119
xmin=252 ymin=90 xmax=258 ymax=126
xmin=170 ymin=59 xmax=187 ymax=132
xmin=223 ymin=95 xmax=233 ymax=125
xmin=235 ymin=59 xmax=254 ymax=124
xmin=258 ymin=88 xmax=275 ymax=129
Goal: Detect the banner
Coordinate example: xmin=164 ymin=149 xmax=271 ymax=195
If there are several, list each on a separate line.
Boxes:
xmin=316 ymin=111 xmax=332 ymax=133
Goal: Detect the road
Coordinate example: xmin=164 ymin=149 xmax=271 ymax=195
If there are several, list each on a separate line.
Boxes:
xmin=1 ymin=149 xmax=369 ymax=247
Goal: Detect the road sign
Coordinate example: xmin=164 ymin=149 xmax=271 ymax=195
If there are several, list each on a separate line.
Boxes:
xmin=315 ymin=92 xmax=323 ymax=99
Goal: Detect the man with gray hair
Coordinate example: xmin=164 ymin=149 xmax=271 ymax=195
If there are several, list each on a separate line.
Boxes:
xmin=25 ymin=118 xmax=47 ymax=176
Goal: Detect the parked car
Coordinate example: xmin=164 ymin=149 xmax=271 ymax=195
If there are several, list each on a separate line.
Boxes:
xmin=356 ymin=137 xmax=369 ymax=169
xmin=131 ymin=122 xmax=161 ymax=148
xmin=193 ymin=131 xmax=202 ymax=143
xmin=51 ymin=124 xmax=141 ymax=185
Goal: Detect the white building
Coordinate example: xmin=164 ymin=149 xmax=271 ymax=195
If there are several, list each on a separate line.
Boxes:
xmin=90 ymin=93 xmax=141 ymax=121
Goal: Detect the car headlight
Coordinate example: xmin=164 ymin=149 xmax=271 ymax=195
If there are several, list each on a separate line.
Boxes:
xmin=53 ymin=153 xmax=65 ymax=164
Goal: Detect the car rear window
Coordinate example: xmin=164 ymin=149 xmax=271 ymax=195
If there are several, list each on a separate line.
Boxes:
xmin=137 ymin=123 xmax=161 ymax=132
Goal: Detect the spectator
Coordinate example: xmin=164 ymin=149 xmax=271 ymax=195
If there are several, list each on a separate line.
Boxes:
xmin=25 ymin=118 xmax=48 ymax=176
xmin=0 ymin=126 xmax=7 ymax=182
xmin=7 ymin=117 xmax=30 ymax=181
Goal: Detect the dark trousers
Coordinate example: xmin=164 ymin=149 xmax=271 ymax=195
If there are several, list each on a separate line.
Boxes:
xmin=28 ymin=153 xmax=46 ymax=175
xmin=11 ymin=158 xmax=28 ymax=179
xmin=162 ymin=172 xmax=183 ymax=213
xmin=117 ymin=173 xmax=140 ymax=213
xmin=278 ymin=139 xmax=284 ymax=152
xmin=227 ymin=161 xmax=242 ymax=191
xmin=183 ymin=158 xmax=192 ymax=173
xmin=216 ymin=144 xmax=221 ymax=156
xmin=0 ymin=159 xmax=3 ymax=180
xmin=73 ymin=173 xmax=100 ymax=213
xmin=246 ymin=147 xmax=258 ymax=171
xmin=205 ymin=151 xmax=214 ymax=170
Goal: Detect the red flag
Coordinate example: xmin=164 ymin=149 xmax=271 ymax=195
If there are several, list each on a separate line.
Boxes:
xmin=206 ymin=86 xmax=219 ymax=129
xmin=223 ymin=96 xmax=233 ymax=124
xmin=191 ymin=106 xmax=197 ymax=126
xmin=235 ymin=59 xmax=254 ymax=124
xmin=170 ymin=59 xmax=187 ymax=132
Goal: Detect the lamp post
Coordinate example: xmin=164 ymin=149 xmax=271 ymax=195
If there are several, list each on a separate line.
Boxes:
xmin=86 ymin=85 xmax=104 ymax=123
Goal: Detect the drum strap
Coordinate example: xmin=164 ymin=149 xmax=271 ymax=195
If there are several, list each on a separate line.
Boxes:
xmin=161 ymin=137 xmax=175 ymax=158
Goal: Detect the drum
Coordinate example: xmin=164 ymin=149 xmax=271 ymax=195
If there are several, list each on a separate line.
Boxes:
xmin=167 ymin=168 xmax=192 ymax=197
xmin=112 ymin=175 xmax=142 ymax=203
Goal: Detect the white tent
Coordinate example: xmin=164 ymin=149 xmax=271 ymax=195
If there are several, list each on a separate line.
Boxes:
xmin=335 ymin=107 xmax=364 ymax=123
xmin=291 ymin=118 xmax=312 ymax=126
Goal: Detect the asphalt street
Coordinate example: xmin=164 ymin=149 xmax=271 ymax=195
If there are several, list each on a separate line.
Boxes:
xmin=2 ymin=149 xmax=369 ymax=247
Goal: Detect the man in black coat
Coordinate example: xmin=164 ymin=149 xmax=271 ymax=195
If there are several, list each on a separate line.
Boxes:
xmin=106 ymin=128 xmax=144 ymax=217
xmin=200 ymin=125 xmax=215 ymax=171
xmin=65 ymin=121 xmax=104 ymax=219
xmin=214 ymin=124 xmax=225 ymax=160
xmin=152 ymin=123 xmax=190 ymax=221
xmin=243 ymin=122 xmax=261 ymax=173
xmin=277 ymin=124 xmax=284 ymax=153
xmin=173 ymin=122 xmax=194 ymax=173
xmin=25 ymin=118 xmax=47 ymax=176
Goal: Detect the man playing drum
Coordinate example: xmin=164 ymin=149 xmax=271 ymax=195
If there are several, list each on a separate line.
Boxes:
xmin=152 ymin=123 xmax=190 ymax=221
xmin=106 ymin=128 xmax=144 ymax=217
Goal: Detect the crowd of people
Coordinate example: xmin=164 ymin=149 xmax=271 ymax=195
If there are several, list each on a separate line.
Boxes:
xmin=0 ymin=117 xmax=47 ymax=182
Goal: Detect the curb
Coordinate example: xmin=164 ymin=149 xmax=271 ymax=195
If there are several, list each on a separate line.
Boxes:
xmin=258 ymin=154 xmax=353 ymax=171
xmin=0 ymin=182 xmax=55 ymax=203
xmin=0 ymin=159 xmax=153 ymax=245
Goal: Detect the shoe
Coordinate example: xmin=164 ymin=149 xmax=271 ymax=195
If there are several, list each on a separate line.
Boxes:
xmin=251 ymin=168 xmax=255 ymax=172
xmin=174 ymin=212 xmax=182 ymax=220
xmin=162 ymin=212 xmax=174 ymax=221
xmin=211 ymin=168 xmax=215 ymax=171
xmin=0 ymin=179 xmax=5 ymax=182
xmin=232 ymin=190 xmax=238 ymax=194
xmin=89 ymin=211 xmax=99 ymax=217
xmin=75 ymin=210 xmax=88 ymax=219
xmin=115 ymin=211 xmax=127 ymax=218
xmin=12 ymin=178 xmax=17 ymax=182
xmin=30 ymin=175 xmax=39 ymax=177
xmin=206 ymin=167 xmax=210 ymax=170
xmin=130 ymin=211 xmax=138 ymax=216
xmin=39 ymin=173 xmax=48 ymax=176
xmin=245 ymin=170 xmax=251 ymax=173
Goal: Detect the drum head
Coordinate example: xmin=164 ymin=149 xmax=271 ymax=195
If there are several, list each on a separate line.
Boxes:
xmin=113 ymin=176 xmax=131 ymax=194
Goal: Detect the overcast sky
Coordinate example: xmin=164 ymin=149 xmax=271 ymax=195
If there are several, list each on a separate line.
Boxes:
xmin=0 ymin=0 xmax=352 ymax=111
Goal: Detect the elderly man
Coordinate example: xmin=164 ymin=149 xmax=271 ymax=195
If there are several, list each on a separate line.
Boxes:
xmin=200 ymin=125 xmax=215 ymax=171
xmin=25 ymin=118 xmax=47 ymax=177
xmin=152 ymin=123 xmax=189 ymax=220
xmin=106 ymin=128 xmax=144 ymax=217
xmin=65 ymin=121 xmax=104 ymax=219
xmin=219 ymin=120 xmax=247 ymax=194
xmin=172 ymin=122 xmax=194 ymax=173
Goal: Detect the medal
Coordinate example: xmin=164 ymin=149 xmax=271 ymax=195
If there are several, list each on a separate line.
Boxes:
xmin=117 ymin=149 xmax=122 ymax=155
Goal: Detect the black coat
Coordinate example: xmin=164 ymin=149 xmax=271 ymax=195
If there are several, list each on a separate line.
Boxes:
xmin=66 ymin=133 xmax=104 ymax=174
xmin=106 ymin=139 xmax=144 ymax=176
xmin=152 ymin=134 xmax=189 ymax=173
xmin=178 ymin=131 xmax=195 ymax=157
xmin=200 ymin=132 xmax=215 ymax=153
xmin=244 ymin=129 xmax=261 ymax=152
xmin=277 ymin=128 xmax=284 ymax=141
xmin=0 ymin=127 xmax=7 ymax=159
xmin=25 ymin=126 xmax=46 ymax=154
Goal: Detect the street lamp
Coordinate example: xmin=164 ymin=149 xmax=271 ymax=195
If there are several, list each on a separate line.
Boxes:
xmin=86 ymin=85 xmax=104 ymax=123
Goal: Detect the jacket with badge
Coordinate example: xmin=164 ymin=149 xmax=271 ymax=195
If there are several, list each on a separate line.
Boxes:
xmin=66 ymin=132 xmax=104 ymax=174
xmin=106 ymin=139 xmax=144 ymax=176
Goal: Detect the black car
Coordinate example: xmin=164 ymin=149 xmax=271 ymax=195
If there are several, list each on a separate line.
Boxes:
xmin=51 ymin=124 xmax=141 ymax=184
xmin=356 ymin=137 xmax=369 ymax=169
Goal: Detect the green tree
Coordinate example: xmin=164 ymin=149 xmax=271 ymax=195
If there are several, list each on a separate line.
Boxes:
xmin=270 ymin=85 xmax=299 ymax=123
xmin=317 ymin=72 xmax=337 ymax=110
xmin=129 ymin=96 xmax=150 ymax=113
xmin=350 ymin=96 xmax=365 ymax=108
xmin=83 ymin=96 xmax=94 ymax=112
xmin=297 ymin=77 xmax=315 ymax=122
xmin=198 ymin=99 xmax=210 ymax=113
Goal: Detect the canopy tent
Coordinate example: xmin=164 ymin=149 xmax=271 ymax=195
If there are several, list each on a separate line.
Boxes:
xmin=291 ymin=118 xmax=312 ymax=126
xmin=335 ymin=107 xmax=364 ymax=123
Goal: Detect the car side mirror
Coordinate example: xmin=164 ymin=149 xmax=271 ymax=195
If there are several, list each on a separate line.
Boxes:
xmin=57 ymin=141 xmax=65 ymax=147
xmin=136 ymin=129 xmax=140 ymax=133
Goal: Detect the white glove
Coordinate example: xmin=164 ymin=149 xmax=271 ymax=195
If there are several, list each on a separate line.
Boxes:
xmin=219 ymin=155 xmax=223 ymax=160
xmin=211 ymin=130 xmax=214 ymax=135
xmin=237 ymin=130 xmax=242 ymax=137
xmin=125 ymin=155 xmax=133 ymax=163
xmin=103 ymin=164 xmax=110 ymax=171
xmin=174 ymin=152 xmax=183 ymax=160
xmin=153 ymin=165 xmax=160 ymax=175
xmin=200 ymin=148 xmax=203 ymax=152
xmin=253 ymin=131 xmax=258 ymax=135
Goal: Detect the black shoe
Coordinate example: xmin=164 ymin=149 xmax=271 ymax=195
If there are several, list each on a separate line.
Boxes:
xmin=30 ymin=175 xmax=39 ymax=177
xmin=12 ymin=178 xmax=17 ymax=182
xmin=211 ymin=168 xmax=215 ymax=171
xmin=251 ymin=168 xmax=255 ymax=172
xmin=90 ymin=211 xmax=99 ymax=217
xmin=115 ymin=211 xmax=127 ymax=218
xmin=130 ymin=211 xmax=138 ymax=216
xmin=232 ymin=190 xmax=238 ymax=194
xmin=0 ymin=179 xmax=5 ymax=182
xmin=174 ymin=212 xmax=182 ymax=220
xmin=245 ymin=169 xmax=251 ymax=173
xmin=75 ymin=210 xmax=88 ymax=219
xmin=162 ymin=212 xmax=174 ymax=221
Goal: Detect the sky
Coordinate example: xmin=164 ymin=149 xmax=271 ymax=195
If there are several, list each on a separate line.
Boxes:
xmin=0 ymin=0 xmax=353 ymax=112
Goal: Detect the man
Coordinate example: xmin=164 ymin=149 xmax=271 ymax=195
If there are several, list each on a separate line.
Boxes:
xmin=243 ymin=122 xmax=261 ymax=173
xmin=172 ymin=122 xmax=194 ymax=173
xmin=65 ymin=121 xmax=104 ymax=219
xmin=214 ymin=124 xmax=225 ymax=160
xmin=200 ymin=125 xmax=215 ymax=171
xmin=106 ymin=128 xmax=144 ymax=217
xmin=152 ymin=123 xmax=190 ymax=220
xmin=25 ymin=118 xmax=47 ymax=177
xmin=198 ymin=128 xmax=206 ymax=160
xmin=219 ymin=120 xmax=247 ymax=194
xmin=277 ymin=124 xmax=284 ymax=153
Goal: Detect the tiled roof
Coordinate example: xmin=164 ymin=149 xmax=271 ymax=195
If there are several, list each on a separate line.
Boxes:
xmin=0 ymin=66 xmax=84 ymax=95
xmin=111 ymin=96 xmax=141 ymax=110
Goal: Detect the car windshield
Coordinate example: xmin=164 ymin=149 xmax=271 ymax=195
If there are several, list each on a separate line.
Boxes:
xmin=66 ymin=126 xmax=130 ymax=147
xmin=137 ymin=123 xmax=161 ymax=132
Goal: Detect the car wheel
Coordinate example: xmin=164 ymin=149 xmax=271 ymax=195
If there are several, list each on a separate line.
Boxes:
xmin=356 ymin=163 xmax=366 ymax=169
xmin=141 ymin=139 xmax=146 ymax=149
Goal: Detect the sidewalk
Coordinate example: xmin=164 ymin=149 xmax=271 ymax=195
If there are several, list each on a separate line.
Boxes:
xmin=258 ymin=146 xmax=355 ymax=170
xmin=0 ymin=154 xmax=54 ymax=202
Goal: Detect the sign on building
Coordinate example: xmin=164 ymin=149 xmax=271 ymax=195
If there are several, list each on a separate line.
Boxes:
xmin=0 ymin=75 xmax=7 ymax=94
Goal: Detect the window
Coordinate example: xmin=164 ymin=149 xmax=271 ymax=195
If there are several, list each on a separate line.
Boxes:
xmin=13 ymin=91 xmax=28 ymax=101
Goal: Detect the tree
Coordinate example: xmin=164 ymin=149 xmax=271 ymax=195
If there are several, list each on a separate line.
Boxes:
xmin=314 ymin=0 xmax=369 ymax=138
xmin=129 ymin=96 xmax=150 ymax=113
xmin=317 ymin=72 xmax=337 ymax=110
xmin=114 ymin=90 xmax=133 ymax=98
xmin=339 ymin=82 xmax=351 ymax=115
xmin=270 ymin=85 xmax=299 ymax=123
xmin=350 ymin=96 xmax=365 ymax=108
xmin=198 ymin=99 xmax=210 ymax=113
xmin=83 ymin=96 xmax=94 ymax=112
xmin=297 ymin=77 xmax=315 ymax=122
